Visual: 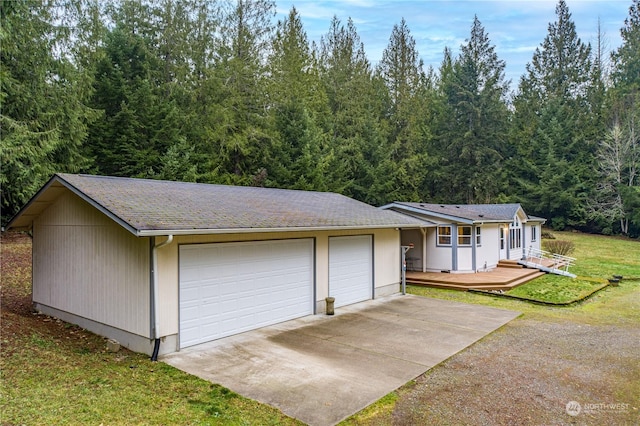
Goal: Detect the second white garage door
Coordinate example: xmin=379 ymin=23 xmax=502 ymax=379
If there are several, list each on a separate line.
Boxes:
xmin=329 ymin=235 xmax=373 ymax=308
xmin=179 ymin=239 xmax=314 ymax=348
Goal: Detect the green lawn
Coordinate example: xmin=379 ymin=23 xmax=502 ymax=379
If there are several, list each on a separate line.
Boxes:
xmin=506 ymin=231 xmax=639 ymax=303
xmin=0 ymin=233 xmax=301 ymax=425
xmin=405 ymin=231 xmax=640 ymax=324
xmin=1 ymin=231 xmax=638 ymax=424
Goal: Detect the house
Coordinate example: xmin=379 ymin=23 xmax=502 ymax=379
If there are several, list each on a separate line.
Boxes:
xmin=380 ymin=202 xmax=546 ymax=274
xmin=5 ymin=174 xmax=425 ymax=357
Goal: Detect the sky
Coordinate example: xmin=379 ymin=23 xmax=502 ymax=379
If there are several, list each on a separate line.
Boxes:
xmin=275 ymin=0 xmax=633 ymax=86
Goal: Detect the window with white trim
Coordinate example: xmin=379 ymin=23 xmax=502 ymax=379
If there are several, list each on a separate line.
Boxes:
xmin=437 ymin=226 xmax=452 ymax=246
xmin=458 ymin=226 xmax=472 ymax=246
xmin=509 ymin=228 xmax=521 ymax=249
xmin=531 ymin=225 xmax=537 ymax=242
xmin=475 ymin=227 xmax=481 ymax=246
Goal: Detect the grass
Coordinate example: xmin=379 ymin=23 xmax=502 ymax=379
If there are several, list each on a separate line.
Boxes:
xmin=2 ymin=231 xmax=638 ymax=424
xmin=505 ymin=231 xmax=639 ymax=303
xmin=0 ymin=232 xmax=302 ymax=425
xmin=505 ymin=274 xmax=607 ymax=303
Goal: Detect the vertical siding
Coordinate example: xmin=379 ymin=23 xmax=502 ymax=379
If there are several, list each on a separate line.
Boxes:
xmin=373 ymin=229 xmax=400 ymax=289
xmin=33 ymin=191 xmax=150 ymax=337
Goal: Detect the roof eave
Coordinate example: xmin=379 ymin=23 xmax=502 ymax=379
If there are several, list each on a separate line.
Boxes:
xmin=382 ymin=202 xmax=475 ymax=224
xmin=136 ymin=223 xmax=426 ymax=237
xmin=4 ymin=174 xmax=140 ymax=236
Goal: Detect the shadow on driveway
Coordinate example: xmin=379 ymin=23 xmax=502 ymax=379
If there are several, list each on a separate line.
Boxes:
xmin=162 ymin=294 xmax=520 ymax=426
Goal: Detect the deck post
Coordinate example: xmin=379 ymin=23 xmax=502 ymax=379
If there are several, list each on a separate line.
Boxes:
xmin=401 ymin=244 xmax=414 ymax=295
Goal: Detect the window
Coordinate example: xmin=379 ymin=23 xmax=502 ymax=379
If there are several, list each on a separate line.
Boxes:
xmin=437 ymin=226 xmax=452 ymax=246
xmin=458 ymin=226 xmax=472 ymax=246
xmin=475 ymin=227 xmax=482 ymax=246
xmin=509 ymin=228 xmax=521 ymax=249
xmin=500 ymin=227 xmax=505 ymax=250
xmin=531 ymin=225 xmax=537 ymax=242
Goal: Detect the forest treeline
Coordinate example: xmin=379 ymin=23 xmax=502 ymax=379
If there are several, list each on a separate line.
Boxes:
xmin=2 ymin=0 xmax=639 ymax=236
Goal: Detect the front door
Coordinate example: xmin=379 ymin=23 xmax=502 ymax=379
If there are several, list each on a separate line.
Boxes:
xmin=499 ymin=226 xmax=507 ymax=260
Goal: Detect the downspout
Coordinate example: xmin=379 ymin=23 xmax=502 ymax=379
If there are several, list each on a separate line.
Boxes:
xmin=151 ymin=235 xmax=173 ymax=361
xmin=471 ymin=225 xmax=477 ymax=272
xmin=451 ymin=225 xmax=458 ymax=271
xmin=521 ymin=224 xmax=527 ymax=260
xmin=420 ymin=228 xmax=427 ymax=272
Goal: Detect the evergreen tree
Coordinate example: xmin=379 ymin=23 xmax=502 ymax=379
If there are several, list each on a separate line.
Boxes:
xmin=1 ymin=1 xmax=97 ymax=223
xmin=267 ymin=7 xmax=330 ymax=190
xmin=376 ymin=18 xmax=434 ymax=202
xmin=593 ymin=0 xmax=640 ymax=235
xmin=611 ymin=0 xmax=640 ymax=93
xmin=510 ymin=0 xmax=595 ymax=229
xmin=202 ymin=0 xmax=277 ymax=185
xmin=318 ymin=17 xmax=389 ymax=203
xmin=437 ymin=16 xmax=510 ymax=203
xmin=86 ymin=22 xmax=183 ymax=178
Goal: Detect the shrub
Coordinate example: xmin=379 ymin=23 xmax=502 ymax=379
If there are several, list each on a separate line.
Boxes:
xmin=543 ymin=240 xmax=575 ymax=256
xmin=541 ymin=230 xmax=556 ymax=239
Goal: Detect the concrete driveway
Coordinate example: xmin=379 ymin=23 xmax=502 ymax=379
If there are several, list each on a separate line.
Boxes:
xmin=162 ymin=294 xmax=520 ymax=426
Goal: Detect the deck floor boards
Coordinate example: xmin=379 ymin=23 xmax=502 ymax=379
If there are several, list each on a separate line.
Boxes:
xmin=406 ymin=265 xmax=545 ymax=291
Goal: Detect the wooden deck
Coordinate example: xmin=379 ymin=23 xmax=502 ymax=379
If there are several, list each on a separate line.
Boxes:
xmin=406 ymin=260 xmax=545 ymax=291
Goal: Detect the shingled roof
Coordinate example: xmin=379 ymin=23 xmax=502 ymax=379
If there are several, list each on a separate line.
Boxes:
xmin=6 ymin=174 xmax=426 ymax=236
xmin=382 ymin=202 xmax=545 ymax=224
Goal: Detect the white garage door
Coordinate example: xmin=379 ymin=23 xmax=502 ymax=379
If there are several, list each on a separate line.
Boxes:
xmin=329 ymin=235 xmax=373 ymax=308
xmin=179 ymin=239 xmax=314 ymax=348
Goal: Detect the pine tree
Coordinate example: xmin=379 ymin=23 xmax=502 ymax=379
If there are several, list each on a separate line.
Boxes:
xmin=376 ymin=18 xmax=435 ymax=203
xmin=267 ymin=7 xmax=330 ymax=190
xmin=437 ymin=16 xmax=510 ymax=203
xmin=510 ymin=0 xmax=596 ymax=229
xmin=202 ymin=0 xmax=277 ymax=185
xmin=317 ymin=17 xmax=389 ymax=203
xmin=1 ymin=1 xmax=97 ymax=223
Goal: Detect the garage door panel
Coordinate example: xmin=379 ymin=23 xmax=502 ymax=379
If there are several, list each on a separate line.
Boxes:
xmin=329 ymin=236 xmax=372 ymax=308
xmin=179 ymin=239 xmax=313 ymax=348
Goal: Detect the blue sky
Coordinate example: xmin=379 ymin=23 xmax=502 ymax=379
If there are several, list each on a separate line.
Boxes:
xmin=275 ymin=0 xmax=632 ymax=85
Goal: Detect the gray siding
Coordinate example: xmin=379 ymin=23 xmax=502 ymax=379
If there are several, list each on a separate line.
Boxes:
xmin=33 ymin=190 xmax=150 ymax=337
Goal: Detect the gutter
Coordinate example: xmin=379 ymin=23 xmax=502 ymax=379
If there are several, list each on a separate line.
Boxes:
xmin=136 ymin=224 xmax=427 ymax=237
xmin=150 ymin=235 xmax=173 ymax=361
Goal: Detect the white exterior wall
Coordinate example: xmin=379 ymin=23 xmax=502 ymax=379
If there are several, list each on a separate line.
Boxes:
xmin=475 ymin=224 xmax=501 ymax=271
xmin=425 ymin=227 xmax=452 ymax=272
xmin=457 ymin=247 xmax=473 ymax=272
xmin=524 ymin=222 xmax=543 ymax=254
xmin=155 ymin=228 xmax=401 ymax=352
xmin=32 ymin=190 xmax=150 ymax=341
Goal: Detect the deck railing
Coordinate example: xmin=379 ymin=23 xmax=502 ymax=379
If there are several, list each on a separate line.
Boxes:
xmin=523 ymin=246 xmax=576 ymax=278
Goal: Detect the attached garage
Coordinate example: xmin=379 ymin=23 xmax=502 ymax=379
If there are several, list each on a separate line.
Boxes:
xmin=6 ymin=173 xmax=426 ymax=356
xmin=179 ymin=239 xmax=314 ymax=348
xmin=329 ymin=235 xmax=373 ymax=308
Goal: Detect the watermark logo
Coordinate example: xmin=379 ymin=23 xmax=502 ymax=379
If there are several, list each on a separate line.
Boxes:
xmin=566 ymin=401 xmax=581 ymax=417
xmin=566 ymin=400 xmax=630 ymax=416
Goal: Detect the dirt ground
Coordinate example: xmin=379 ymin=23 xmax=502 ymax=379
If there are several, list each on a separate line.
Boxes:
xmin=385 ymin=317 xmax=639 ymax=425
xmin=2 ymin=232 xmax=639 ymax=425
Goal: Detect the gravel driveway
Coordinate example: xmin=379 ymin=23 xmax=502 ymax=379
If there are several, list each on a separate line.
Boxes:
xmin=349 ymin=287 xmax=640 ymax=425
xmin=390 ymin=318 xmax=639 ymax=425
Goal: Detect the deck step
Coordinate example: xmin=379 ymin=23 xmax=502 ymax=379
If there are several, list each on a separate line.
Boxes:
xmin=498 ymin=260 xmax=524 ymax=269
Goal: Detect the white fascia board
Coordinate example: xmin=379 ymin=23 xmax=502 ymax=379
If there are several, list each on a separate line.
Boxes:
xmin=136 ymin=224 xmax=426 ymax=237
